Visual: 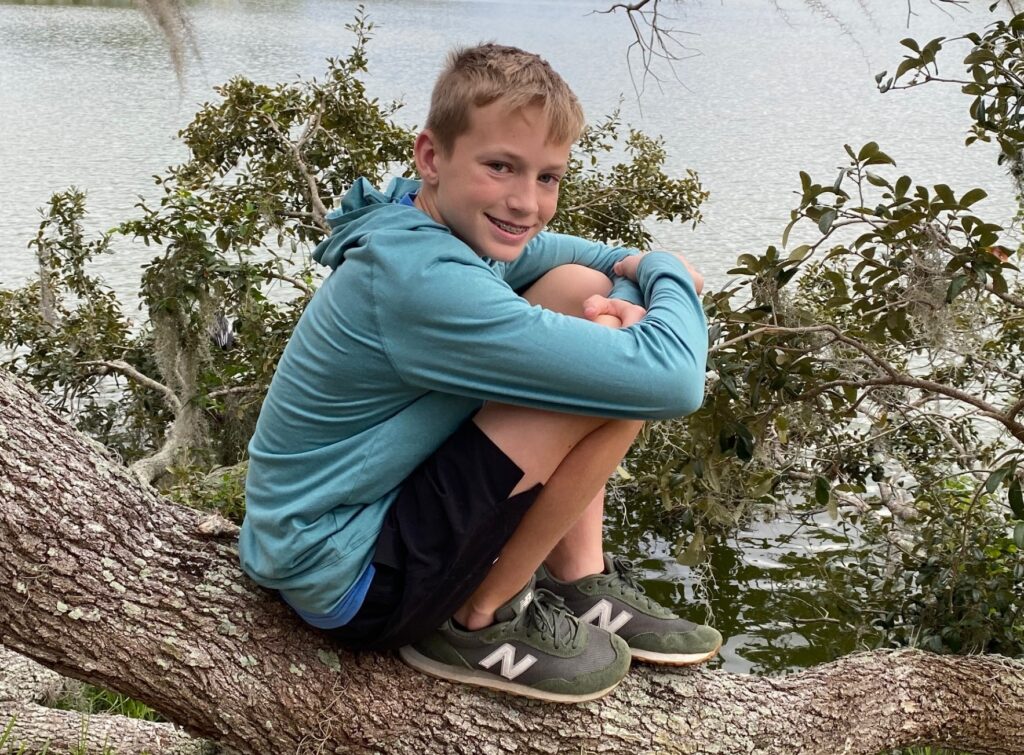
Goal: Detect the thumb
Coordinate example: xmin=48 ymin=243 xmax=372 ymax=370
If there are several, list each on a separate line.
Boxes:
xmin=582 ymin=294 xmax=610 ymax=319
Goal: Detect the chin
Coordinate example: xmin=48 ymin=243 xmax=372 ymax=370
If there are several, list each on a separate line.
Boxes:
xmin=485 ymin=245 xmax=527 ymax=262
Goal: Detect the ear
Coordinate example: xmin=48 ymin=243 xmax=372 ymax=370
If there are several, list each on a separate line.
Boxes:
xmin=414 ymin=130 xmax=442 ymax=186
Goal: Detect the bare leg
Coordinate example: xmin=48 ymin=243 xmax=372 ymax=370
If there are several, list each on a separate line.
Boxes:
xmin=451 ymin=265 xmax=643 ymax=629
xmin=455 ymin=408 xmax=641 ymax=629
xmin=544 ymin=488 xmax=606 ymax=582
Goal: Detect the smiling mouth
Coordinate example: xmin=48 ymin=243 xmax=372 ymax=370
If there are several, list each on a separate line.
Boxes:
xmin=486 ymin=214 xmax=530 ymax=235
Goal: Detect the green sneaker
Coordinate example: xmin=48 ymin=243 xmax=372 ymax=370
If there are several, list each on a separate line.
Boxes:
xmin=398 ymin=579 xmax=630 ymax=703
xmin=535 ymin=555 xmax=722 ymax=666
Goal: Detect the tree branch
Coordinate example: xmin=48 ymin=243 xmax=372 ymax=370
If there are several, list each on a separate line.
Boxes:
xmin=984 ymin=280 xmax=1024 ymax=310
xmin=0 ymin=701 xmax=211 ymax=755
xmin=79 ymin=360 xmax=181 ymax=414
xmin=263 ymin=112 xmax=330 ymax=234
xmin=3 ymin=367 xmax=1024 ymax=754
xmin=266 ymin=270 xmax=314 ymax=297
xmin=0 ymin=645 xmax=63 ymax=704
xmin=206 ymin=384 xmax=264 ymax=400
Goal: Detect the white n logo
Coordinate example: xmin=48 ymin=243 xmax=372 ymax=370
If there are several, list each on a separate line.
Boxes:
xmin=579 ymin=599 xmax=633 ymax=633
xmin=479 ymin=644 xmax=537 ymax=680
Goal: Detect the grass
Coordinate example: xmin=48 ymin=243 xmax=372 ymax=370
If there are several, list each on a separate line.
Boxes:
xmin=1 ymin=713 xmax=119 ymax=754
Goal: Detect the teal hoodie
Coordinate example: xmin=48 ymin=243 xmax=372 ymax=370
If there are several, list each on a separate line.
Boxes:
xmin=239 ymin=177 xmax=708 ymax=617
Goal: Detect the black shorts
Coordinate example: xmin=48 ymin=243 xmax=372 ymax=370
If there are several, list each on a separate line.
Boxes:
xmin=326 ymin=418 xmax=541 ymax=651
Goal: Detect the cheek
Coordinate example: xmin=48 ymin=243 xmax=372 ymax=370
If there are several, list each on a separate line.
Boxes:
xmin=540 ymin=191 xmax=560 ymax=221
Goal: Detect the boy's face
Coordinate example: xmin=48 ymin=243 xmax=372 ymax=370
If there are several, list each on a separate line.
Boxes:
xmin=414 ymin=102 xmax=571 ymax=262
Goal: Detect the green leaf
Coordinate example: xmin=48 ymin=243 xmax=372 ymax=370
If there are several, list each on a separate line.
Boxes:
xmin=752 ymin=475 xmax=776 ymax=498
xmin=677 ymin=529 xmax=706 ymax=567
xmin=945 ymin=274 xmax=969 ymax=303
xmin=960 ymin=188 xmax=987 ymax=208
xmin=857 ymin=142 xmax=880 ymax=162
xmin=818 ymin=208 xmax=837 ymax=234
xmin=934 ymin=184 xmax=955 ymax=206
xmin=985 ymin=466 xmax=1011 ymax=494
xmin=1014 ymin=522 xmax=1024 ymax=549
xmin=814 ymin=476 xmax=830 ymax=506
xmin=782 ymin=215 xmax=799 ymax=249
xmin=865 ymin=171 xmax=890 ymax=188
xmin=896 ymin=57 xmax=920 ymax=80
xmin=1010 ymin=478 xmax=1024 ymax=520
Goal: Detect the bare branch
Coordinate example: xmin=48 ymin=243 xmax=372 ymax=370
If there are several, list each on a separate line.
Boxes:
xmin=984 ymin=281 xmax=1024 ymax=310
xmin=0 ymin=701 xmax=211 ymax=755
xmin=266 ymin=270 xmax=314 ymax=297
xmin=206 ymin=384 xmax=264 ymax=400
xmin=710 ymin=323 xmax=1024 ymax=442
xmin=262 ymin=111 xmax=331 ymax=234
xmin=79 ymin=360 xmax=181 ymax=414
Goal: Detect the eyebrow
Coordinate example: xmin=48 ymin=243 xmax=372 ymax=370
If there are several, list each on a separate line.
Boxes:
xmin=487 ymin=150 xmax=568 ymax=174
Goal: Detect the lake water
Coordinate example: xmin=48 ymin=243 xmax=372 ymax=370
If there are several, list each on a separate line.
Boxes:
xmin=1 ymin=0 xmax=1017 ymax=674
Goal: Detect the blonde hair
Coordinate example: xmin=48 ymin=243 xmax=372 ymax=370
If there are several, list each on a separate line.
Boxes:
xmin=425 ymin=44 xmax=585 ymax=154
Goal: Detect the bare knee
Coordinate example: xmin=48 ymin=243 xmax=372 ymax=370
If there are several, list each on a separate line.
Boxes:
xmin=520 ymin=264 xmax=612 ymax=317
xmin=473 ymin=403 xmax=643 ymax=490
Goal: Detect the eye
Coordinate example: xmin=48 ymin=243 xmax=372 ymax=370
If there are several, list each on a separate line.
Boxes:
xmin=539 ymin=173 xmax=562 ymax=186
xmin=487 ymin=162 xmax=510 ymax=173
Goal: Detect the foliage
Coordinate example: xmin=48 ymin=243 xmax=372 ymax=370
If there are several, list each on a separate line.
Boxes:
xmin=878 ymin=9 xmax=1024 ymax=200
xmin=625 ymin=6 xmax=1024 ymax=656
xmin=0 ymin=10 xmax=707 ymax=500
xmin=869 ymin=477 xmax=1023 ymax=655
xmin=552 ymin=110 xmax=707 ymax=248
xmin=4 ymin=3 xmax=1024 ymax=668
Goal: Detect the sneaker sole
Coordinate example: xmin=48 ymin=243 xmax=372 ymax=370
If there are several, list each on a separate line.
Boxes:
xmin=629 ymin=641 xmax=722 ymax=666
xmin=398 ymin=645 xmax=622 ymax=704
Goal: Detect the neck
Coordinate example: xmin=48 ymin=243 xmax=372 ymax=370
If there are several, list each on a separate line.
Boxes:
xmin=413 ymin=188 xmax=444 ymax=227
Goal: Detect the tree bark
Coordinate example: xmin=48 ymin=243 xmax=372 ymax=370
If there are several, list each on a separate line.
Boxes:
xmin=1 ymin=368 xmax=1023 ymax=755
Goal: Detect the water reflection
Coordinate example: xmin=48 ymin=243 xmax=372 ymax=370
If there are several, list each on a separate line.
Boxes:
xmin=605 ymin=483 xmax=881 ymax=674
xmin=2 ymin=0 xmax=1019 ymax=675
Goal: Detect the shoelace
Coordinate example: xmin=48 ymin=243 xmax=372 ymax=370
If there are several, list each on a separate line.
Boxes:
xmin=510 ymin=588 xmax=580 ymax=649
xmin=593 ymin=556 xmax=658 ymax=611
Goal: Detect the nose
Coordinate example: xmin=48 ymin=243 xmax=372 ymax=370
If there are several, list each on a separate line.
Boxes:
xmin=506 ymin=178 xmax=538 ymax=216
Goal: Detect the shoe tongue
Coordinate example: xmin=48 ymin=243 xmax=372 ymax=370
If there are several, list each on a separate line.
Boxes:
xmin=494 ymin=578 xmax=536 ymax=623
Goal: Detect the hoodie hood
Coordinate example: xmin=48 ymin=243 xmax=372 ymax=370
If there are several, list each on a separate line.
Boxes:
xmin=313 ymin=177 xmax=449 ymax=269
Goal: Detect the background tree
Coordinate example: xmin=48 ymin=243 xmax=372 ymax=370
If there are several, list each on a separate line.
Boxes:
xmin=2 ymin=3 xmax=1024 ymax=753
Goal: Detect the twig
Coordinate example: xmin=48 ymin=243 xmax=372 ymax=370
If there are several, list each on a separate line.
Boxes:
xmin=207 ymin=385 xmax=264 ymax=400
xmin=79 ymin=360 xmax=181 ymax=413
xmin=263 ymin=111 xmax=331 ymax=234
xmin=266 ymin=271 xmax=314 ymax=297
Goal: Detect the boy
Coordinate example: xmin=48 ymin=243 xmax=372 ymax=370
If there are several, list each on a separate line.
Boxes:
xmin=239 ymin=44 xmax=720 ymax=703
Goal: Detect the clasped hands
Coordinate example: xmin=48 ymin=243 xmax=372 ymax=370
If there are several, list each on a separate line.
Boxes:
xmin=583 ymin=252 xmax=703 ymax=329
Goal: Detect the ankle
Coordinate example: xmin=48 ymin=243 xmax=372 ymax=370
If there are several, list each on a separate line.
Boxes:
xmin=452 ymin=603 xmax=495 ymax=631
xmin=544 ymin=555 xmax=605 ymax=583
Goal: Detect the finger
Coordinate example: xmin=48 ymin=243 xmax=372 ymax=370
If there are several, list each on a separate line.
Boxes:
xmin=618 ymin=304 xmax=647 ymax=328
xmin=592 ymin=313 xmax=622 ymax=328
xmin=582 ymin=294 xmax=612 ymax=320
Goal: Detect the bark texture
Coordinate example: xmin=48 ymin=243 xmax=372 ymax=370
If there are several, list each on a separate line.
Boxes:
xmin=1 ymin=368 xmax=1023 ymax=755
xmin=0 ymin=645 xmax=209 ymax=754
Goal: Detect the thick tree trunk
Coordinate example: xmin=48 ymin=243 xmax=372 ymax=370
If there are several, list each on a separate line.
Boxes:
xmin=0 ymin=368 xmax=1022 ymax=755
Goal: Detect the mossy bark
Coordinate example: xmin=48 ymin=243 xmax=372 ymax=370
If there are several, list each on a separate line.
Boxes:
xmin=1 ymin=368 xmax=1023 ymax=755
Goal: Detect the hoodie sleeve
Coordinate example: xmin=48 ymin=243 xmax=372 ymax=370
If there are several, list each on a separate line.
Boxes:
xmin=503 ymin=232 xmax=644 ymax=306
xmin=373 ymin=240 xmax=708 ymax=420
